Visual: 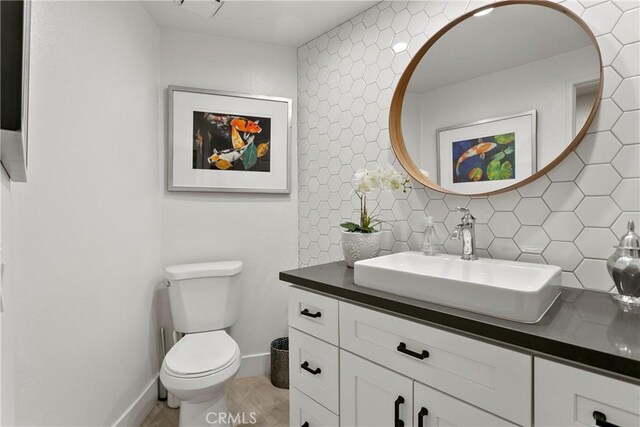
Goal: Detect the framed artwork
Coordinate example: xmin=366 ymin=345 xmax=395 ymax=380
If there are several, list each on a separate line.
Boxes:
xmin=168 ymin=86 xmax=292 ymax=193
xmin=436 ymin=110 xmax=537 ymax=194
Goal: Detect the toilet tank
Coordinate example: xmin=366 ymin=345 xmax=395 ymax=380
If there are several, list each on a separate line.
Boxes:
xmin=164 ymin=261 xmax=242 ymax=333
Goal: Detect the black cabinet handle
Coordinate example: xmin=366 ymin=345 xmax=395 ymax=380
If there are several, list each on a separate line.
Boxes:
xmin=397 ymin=342 xmax=429 ymax=359
xmin=301 ymin=423 xmax=309 ymax=427
xmin=300 ymin=308 xmax=322 ymax=318
xmin=418 ymin=407 xmax=429 ymax=427
xmin=394 ymin=396 xmax=405 ymax=427
xmin=593 ymin=411 xmax=620 ymax=427
xmin=300 ymin=361 xmax=321 ymax=375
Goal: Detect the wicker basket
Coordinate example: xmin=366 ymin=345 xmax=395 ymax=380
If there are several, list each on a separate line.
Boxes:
xmin=270 ymin=337 xmax=289 ymax=389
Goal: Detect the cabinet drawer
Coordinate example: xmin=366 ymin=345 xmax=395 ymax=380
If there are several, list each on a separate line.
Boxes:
xmin=535 ymin=358 xmax=640 ymax=427
xmin=290 ymin=386 xmax=339 ymax=427
xmin=339 ymin=302 xmax=532 ymax=427
xmin=289 ymin=327 xmax=339 ymax=414
xmin=414 ymin=381 xmax=517 ymax=427
xmin=289 ymin=287 xmax=339 ymax=345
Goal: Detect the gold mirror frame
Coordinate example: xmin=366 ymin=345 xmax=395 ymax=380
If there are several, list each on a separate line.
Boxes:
xmin=389 ymin=0 xmax=603 ymax=196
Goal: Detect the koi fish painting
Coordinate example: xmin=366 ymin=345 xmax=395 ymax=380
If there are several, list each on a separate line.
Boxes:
xmin=192 ymin=111 xmax=271 ymax=172
xmin=452 ymin=133 xmax=516 ymax=183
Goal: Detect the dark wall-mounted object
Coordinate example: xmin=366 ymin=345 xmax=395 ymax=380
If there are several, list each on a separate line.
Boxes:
xmin=1 ymin=0 xmax=30 ymax=182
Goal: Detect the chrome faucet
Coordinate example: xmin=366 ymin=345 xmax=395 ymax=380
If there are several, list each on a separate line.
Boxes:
xmin=451 ymin=207 xmax=478 ymax=261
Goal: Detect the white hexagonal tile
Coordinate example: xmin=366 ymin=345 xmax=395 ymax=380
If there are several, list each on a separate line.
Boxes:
xmin=601 ymin=66 xmax=623 ymax=99
xmin=561 ymin=272 xmax=582 ymax=289
xmin=575 ymin=259 xmax=613 ymax=291
xmin=612 ymin=111 xmax=640 ymax=145
xmin=392 ymin=198 xmax=412 ymax=220
xmin=543 ymin=182 xmax=584 ymax=211
xmin=426 ymin=199 xmax=450 ymax=222
xmin=517 ymin=176 xmax=551 ymax=197
xmin=391 ymin=9 xmax=412 ymax=33
xmin=575 ymin=132 xmax=622 ymax=164
xmin=407 ymin=188 xmax=429 ymax=211
xmin=488 ymin=191 xmax=521 ymax=211
xmin=543 ymin=242 xmax=583 ymax=271
xmin=588 ymin=98 xmax=622 ymax=132
xmin=597 ymin=34 xmax=622 ymax=66
xmin=581 ymin=2 xmax=622 ymax=36
xmin=612 ymin=212 xmax=640 ymax=237
xmin=444 ymin=210 xmax=462 ymax=233
xmin=543 ymin=212 xmax=584 ymax=241
xmin=443 ymin=235 xmax=462 ymax=255
xmin=392 ymin=221 xmax=412 ymax=242
xmin=517 ymin=253 xmax=545 ymax=265
xmin=424 ymin=13 xmax=448 ymax=37
xmin=575 ymin=164 xmax=621 ymax=195
xmin=407 ymin=12 xmax=428 ymax=36
xmin=488 ymin=211 xmax=521 ymax=238
xmin=467 ymin=198 xmax=494 ymax=223
xmin=425 ymin=1 xmax=446 ymax=17
xmin=612 ymin=8 xmax=640 ymax=45
xmin=612 ymin=178 xmax=640 ymax=210
xmin=576 ymin=196 xmax=622 ymax=227
xmin=613 ymin=77 xmax=640 ymax=111
xmin=514 ymin=198 xmax=550 ymax=225
xmin=514 ymin=226 xmax=550 ymax=254
xmin=612 ymin=144 xmax=640 ymax=178
xmin=576 ymin=228 xmax=619 ymax=258
xmin=443 ymin=0 xmax=468 ymax=20
xmin=444 ymin=194 xmax=470 ymax=210
xmin=475 ymin=224 xmax=494 ymax=249
xmin=407 ymin=211 xmax=427 ymax=232
xmin=613 ymin=42 xmax=640 ymax=78
xmin=546 ymin=152 xmax=584 ymax=182
xmin=488 ymin=238 xmax=521 ymax=261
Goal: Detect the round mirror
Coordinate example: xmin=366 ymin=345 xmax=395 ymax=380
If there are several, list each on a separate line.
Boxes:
xmin=390 ymin=1 xmax=602 ymax=195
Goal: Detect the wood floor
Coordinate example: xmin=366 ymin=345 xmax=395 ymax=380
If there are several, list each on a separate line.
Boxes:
xmin=140 ymin=375 xmax=289 ymax=427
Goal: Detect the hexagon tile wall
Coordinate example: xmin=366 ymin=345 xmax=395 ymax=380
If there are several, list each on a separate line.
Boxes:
xmin=297 ymin=0 xmax=640 ymax=292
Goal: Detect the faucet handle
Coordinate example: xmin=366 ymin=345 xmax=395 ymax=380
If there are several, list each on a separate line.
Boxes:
xmin=456 ymin=206 xmax=475 ymax=222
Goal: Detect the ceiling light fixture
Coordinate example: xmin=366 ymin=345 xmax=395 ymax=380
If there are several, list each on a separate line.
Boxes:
xmin=174 ymin=0 xmax=225 ymax=20
xmin=474 ymin=7 xmax=494 ymax=17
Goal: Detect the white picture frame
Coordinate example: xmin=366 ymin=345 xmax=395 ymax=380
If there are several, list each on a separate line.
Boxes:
xmin=436 ymin=111 xmax=537 ymax=195
xmin=168 ymin=86 xmax=292 ymax=193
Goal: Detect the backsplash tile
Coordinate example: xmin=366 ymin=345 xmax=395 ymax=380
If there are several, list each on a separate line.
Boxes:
xmin=297 ymin=0 xmax=640 ymax=291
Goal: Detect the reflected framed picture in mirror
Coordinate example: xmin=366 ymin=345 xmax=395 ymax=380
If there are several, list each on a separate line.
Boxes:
xmin=436 ymin=111 xmax=536 ymax=194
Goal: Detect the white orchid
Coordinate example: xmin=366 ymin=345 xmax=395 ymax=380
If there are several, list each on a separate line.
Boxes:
xmin=342 ymin=164 xmax=410 ymax=233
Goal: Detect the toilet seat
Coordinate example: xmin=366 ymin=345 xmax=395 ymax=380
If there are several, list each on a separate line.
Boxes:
xmin=164 ymin=331 xmax=240 ymax=379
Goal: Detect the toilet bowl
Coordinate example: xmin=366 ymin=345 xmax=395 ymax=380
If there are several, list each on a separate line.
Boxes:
xmin=160 ymin=331 xmax=241 ymax=427
xmin=160 ymin=261 xmax=243 ymax=427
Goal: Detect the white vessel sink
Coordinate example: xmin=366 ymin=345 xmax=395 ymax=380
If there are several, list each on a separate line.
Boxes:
xmin=354 ymin=252 xmax=561 ymax=323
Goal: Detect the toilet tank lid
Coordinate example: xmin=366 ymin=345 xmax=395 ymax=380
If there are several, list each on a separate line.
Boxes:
xmin=164 ymin=261 xmax=243 ymax=280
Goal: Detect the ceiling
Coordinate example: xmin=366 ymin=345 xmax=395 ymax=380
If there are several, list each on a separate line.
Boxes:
xmin=141 ymin=0 xmax=380 ymax=47
xmin=408 ymin=4 xmax=595 ymax=93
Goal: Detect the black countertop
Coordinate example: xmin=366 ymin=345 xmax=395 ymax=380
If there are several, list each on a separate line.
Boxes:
xmin=280 ymin=261 xmax=640 ymax=382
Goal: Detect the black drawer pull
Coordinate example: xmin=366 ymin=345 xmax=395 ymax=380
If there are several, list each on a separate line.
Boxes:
xmin=418 ymin=407 xmax=429 ymax=427
xmin=394 ymin=396 xmax=405 ymax=427
xmin=593 ymin=411 xmax=620 ymax=427
xmin=397 ymin=342 xmax=429 ymax=359
xmin=300 ymin=361 xmax=321 ymax=375
xmin=301 ymin=423 xmax=309 ymax=427
xmin=300 ymin=308 xmax=322 ymax=318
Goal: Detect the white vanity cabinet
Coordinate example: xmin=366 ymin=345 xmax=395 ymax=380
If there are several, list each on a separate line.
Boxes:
xmin=287 ymin=287 xmax=640 ymax=427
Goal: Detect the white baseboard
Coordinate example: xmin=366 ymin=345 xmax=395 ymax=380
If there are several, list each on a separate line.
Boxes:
xmin=237 ymin=352 xmax=270 ymax=378
xmin=113 ymin=375 xmax=159 ymax=427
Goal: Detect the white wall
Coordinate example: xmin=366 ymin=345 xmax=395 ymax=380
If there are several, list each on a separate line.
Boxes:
xmin=159 ymin=29 xmax=298 ymax=375
xmin=405 ymin=47 xmax=599 ymax=177
xmin=1 ymin=2 xmax=162 ymax=425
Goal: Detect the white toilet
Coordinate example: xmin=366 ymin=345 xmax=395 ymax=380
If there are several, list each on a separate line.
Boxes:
xmin=160 ymin=261 xmax=243 ymax=427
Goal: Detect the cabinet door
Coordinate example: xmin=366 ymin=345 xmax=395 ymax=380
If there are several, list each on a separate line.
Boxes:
xmin=535 ymin=358 xmax=640 ymax=427
xmin=340 ymin=350 xmax=413 ymax=427
xmin=413 ymin=382 xmax=517 ymax=427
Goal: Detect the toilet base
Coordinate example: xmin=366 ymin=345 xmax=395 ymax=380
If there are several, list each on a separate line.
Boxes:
xmin=179 ymin=392 xmax=230 ymax=427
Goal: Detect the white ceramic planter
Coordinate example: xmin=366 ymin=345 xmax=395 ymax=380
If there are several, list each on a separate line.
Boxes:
xmin=341 ymin=230 xmax=382 ymax=268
